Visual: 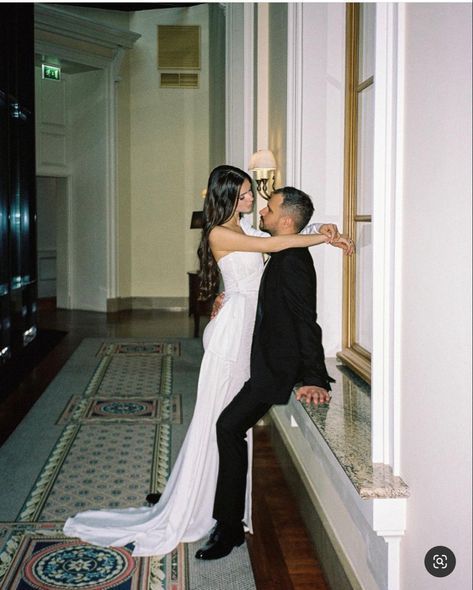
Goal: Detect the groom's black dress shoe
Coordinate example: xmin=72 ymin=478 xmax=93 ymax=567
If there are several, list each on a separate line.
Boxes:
xmin=145 ymin=492 xmax=162 ymax=505
xmin=195 ymin=522 xmax=245 ymax=560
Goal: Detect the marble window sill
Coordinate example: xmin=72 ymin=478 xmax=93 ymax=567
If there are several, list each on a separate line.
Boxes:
xmin=290 ymin=358 xmax=409 ymax=500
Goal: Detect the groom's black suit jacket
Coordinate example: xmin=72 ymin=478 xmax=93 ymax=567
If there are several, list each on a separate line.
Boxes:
xmin=250 ymin=247 xmax=333 ymax=404
xmin=212 ymin=247 xmax=333 ymax=526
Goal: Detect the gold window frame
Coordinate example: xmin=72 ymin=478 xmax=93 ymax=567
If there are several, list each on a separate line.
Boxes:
xmin=337 ymin=4 xmax=373 ymax=384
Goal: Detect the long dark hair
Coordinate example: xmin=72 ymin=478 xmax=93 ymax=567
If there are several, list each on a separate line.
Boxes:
xmin=197 ymin=165 xmax=252 ymax=300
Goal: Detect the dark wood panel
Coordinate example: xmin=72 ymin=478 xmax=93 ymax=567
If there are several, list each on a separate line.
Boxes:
xmin=0 ymin=4 xmax=37 ymax=370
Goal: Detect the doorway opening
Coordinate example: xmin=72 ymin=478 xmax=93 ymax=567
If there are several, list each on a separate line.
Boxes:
xmin=36 ymin=176 xmax=70 ymax=310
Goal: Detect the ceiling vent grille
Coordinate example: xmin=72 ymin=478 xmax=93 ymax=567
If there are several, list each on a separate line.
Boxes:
xmin=160 ymin=72 xmax=199 ymax=89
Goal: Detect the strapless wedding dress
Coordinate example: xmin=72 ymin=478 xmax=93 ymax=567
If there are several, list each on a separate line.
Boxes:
xmin=63 ymin=249 xmax=264 ymax=557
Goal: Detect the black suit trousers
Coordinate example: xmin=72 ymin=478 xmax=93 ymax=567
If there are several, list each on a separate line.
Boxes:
xmin=213 ymin=379 xmax=272 ymax=527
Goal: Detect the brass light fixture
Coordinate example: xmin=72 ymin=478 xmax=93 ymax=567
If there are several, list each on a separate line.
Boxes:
xmin=248 ymin=150 xmax=277 ymax=199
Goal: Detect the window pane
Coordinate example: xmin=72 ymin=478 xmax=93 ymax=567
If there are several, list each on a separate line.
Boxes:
xmin=357 ymin=83 xmax=374 ymax=216
xmin=355 ymin=222 xmax=372 ymax=353
xmin=358 ymin=3 xmax=376 ymax=82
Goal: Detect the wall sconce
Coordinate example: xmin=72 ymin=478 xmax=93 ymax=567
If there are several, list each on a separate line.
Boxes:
xmin=248 ymin=149 xmax=277 ymax=199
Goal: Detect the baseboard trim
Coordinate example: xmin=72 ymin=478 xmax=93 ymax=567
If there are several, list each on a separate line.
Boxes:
xmin=107 ymin=297 xmax=188 ymax=313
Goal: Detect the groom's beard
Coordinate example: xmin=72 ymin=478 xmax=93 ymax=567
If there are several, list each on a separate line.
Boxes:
xmin=259 ymin=218 xmax=274 ymax=235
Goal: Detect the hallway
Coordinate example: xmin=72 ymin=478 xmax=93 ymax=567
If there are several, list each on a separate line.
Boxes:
xmin=0 ymin=309 xmax=329 ymax=590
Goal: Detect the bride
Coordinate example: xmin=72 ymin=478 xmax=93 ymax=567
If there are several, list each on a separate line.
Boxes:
xmin=63 ymin=165 xmax=351 ymax=557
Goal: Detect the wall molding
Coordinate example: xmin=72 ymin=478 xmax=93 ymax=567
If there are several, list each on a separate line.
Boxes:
xmin=107 ymin=297 xmax=188 ymax=313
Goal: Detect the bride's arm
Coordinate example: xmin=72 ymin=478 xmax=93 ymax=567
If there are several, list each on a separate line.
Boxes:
xmin=238 ymin=218 xmax=353 ymax=255
xmin=240 ymin=216 xmax=341 ymax=240
xmin=240 ymin=216 xmax=323 ymax=237
xmin=209 ymin=226 xmax=330 ymax=254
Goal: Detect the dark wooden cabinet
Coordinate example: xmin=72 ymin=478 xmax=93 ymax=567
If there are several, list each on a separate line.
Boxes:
xmin=187 ymin=272 xmax=214 ymax=338
xmin=0 ymin=5 xmax=37 ymax=370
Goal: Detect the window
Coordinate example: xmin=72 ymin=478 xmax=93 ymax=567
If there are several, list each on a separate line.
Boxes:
xmin=338 ymin=3 xmax=375 ymax=383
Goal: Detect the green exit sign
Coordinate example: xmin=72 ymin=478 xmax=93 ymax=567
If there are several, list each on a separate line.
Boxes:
xmin=42 ymin=64 xmax=61 ymax=81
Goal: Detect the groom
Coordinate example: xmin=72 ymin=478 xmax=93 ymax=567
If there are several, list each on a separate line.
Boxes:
xmin=195 ymin=186 xmax=336 ymax=560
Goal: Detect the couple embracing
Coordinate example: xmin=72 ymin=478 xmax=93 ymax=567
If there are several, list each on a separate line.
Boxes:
xmin=64 ymin=165 xmax=353 ymax=561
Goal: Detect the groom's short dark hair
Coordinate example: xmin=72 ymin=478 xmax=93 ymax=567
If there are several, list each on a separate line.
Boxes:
xmin=273 ymin=187 xmax=314 ymax=232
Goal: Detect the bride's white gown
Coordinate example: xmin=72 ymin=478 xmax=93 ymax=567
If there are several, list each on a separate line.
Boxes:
xmin=63 ymin=247 xmax=264 ymax=557
xmin=63 ymin=219 xmax=320 ymax=556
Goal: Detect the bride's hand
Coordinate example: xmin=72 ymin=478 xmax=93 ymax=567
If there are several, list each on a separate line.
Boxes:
xmin=330 ymin=235 xmax=355 ymax=256
xmin=210 ymin=292 xmax=225 ymax=319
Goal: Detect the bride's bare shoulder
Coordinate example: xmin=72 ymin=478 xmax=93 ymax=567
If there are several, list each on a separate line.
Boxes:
xmin=209 ymin=225 xmax=235 ymax=245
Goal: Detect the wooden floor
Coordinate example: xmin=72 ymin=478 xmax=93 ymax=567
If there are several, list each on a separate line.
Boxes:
xmin=0 ymin=308 xmax=329 ymax=590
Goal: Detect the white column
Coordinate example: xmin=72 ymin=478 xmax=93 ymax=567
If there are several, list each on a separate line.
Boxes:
xmin=256 ymin=3 xmax=269 ymax=150
xmin=286 ymin=2 xmax=303 ymax=188
xmin=371 ymin=3 xmax=405 ymax=474
xmin=225 ymin=2 xmax=254 ymax=171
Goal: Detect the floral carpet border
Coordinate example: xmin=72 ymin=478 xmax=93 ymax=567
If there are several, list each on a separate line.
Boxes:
xmin=97 ymin=342 xmax=181 ymax=357
xmin=56 ymin=395 xmax=182 ymax=425
xmin=0 ymin=523 xmax=187 ymax=590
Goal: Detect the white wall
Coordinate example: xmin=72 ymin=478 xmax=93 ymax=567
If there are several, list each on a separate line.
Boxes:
xmin=299 ymin=2 xmax=346 ymax=356
xmin=36 ymin=177 xmax=57 ymax=253
xmin=399 ymin=4 xmax=472 ymax=588
xmin=129 ymin=5 xmax=210 ymax=298
xmin=35 ymin=68 xmax=67 ymax=177
xmin=36 ymin=177 xmax=57 ymax=298
xmin=35 ymin=4 xmax=217 ymax=307
xmin=67 ymin=69 xmax=108 ymax=311
xmin=267 ymin=2 xmax=345 ymax=355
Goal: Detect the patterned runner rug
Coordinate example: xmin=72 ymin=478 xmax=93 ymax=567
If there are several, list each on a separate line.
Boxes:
xmin=0 ymin=339 xmax=256 ymax=590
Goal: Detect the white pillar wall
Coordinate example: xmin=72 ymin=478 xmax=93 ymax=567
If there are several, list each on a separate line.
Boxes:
xmin=225 ymin=2 xmax=254 ymax=173
xmin=399 ymin=4 xmax=472 ymax=588
xmin=269 ymin=3 xmax=472 ymax=590
xmin=67 ymin=69 xmax=108 ymax=312
xmin=286 ymin=2 xmax=346 ymax=356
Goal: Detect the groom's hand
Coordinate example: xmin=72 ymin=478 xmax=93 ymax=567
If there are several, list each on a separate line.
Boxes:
xmin=295 ymin=385 xmax=331 ymax=406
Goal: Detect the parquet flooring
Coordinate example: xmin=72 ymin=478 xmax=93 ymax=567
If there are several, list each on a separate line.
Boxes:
xmin=0 ymin=308 xmax=329 ymax=590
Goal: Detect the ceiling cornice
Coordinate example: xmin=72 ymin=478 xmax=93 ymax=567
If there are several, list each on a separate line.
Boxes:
xmin=35 ymin=3 xmax=141 ymax=49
